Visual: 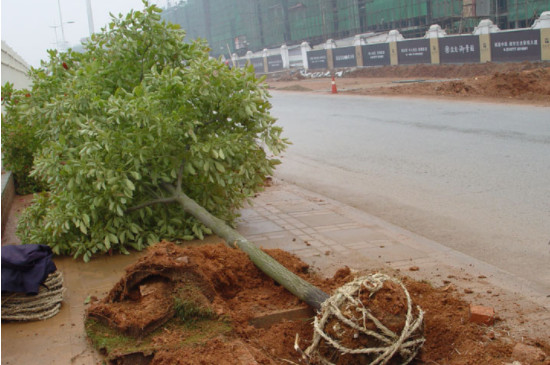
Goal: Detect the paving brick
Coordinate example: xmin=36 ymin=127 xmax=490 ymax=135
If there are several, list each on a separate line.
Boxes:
xmin=271 ymin=202 xmax=320 ymax=214
xmin=323 ymin=227 xmax=391 ymax=244
xmin=239 ymin=208 xmax=262 ymax=219
xmin=338 ymin=223 xmax=363 ymax=229
xmin=304 ymin=240 xmax=325 ymax=248
xmin=469 ymin=304 xmax=495 ymax=325
xmin=319 ymin=238 xmax=339 ymax=246
xmin=356 ymin=243 xmax=427 ymax=262
xmin=246 ymin=235 xmax=268 ymax=242
xmin=294 ymin=212 xmax=352 ymax=227
xmin=326 ymin=244 xmax=352 ymax=253
xmin=237 ymin=220 xmax=284 ymax=235
xmin=291 ymin=247 xmax=323 ymax=258
xmin=316 ymin=226 xmax=341 ymax=232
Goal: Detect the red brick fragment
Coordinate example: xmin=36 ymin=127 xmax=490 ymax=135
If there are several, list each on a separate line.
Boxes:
xmin=469 ymin=304 xmax=495 ymax=325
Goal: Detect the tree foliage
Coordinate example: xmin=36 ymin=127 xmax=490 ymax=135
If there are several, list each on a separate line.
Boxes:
xmin=2 ymin=85 xmax=49 ymax=194
xmin=9 ymin=2 xmax=288 ymax=261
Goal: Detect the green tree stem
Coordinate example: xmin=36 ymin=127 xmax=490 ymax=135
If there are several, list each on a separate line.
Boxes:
xmin=125 ymin=197 xmax=178 ymax=213
xmin=163 ymin=184 xmax=329 ymax=311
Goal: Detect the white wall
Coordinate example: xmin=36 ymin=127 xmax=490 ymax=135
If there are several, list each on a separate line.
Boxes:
xmin=2 ymin=41 xmax=31 ymax=90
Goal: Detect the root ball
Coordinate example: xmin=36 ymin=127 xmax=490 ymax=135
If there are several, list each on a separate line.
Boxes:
xmin=303 ymin=273 xmax=425 ymax=365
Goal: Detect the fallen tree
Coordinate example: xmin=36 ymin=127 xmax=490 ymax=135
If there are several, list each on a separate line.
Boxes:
xmin=161 ymin=177 xmax=330 ymax=310
xmin=5 ymin=3 xmax=425 ymax=363
xmin=160 ymin=182 xmax=425 ymax=364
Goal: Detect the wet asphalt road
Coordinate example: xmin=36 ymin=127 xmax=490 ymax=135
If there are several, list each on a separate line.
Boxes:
xmin=270 ymin=91 xmax=550 ymax=295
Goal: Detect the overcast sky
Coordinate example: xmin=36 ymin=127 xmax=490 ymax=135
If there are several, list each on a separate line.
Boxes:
xmin=2 ymin=0 xmax=166 ymax=67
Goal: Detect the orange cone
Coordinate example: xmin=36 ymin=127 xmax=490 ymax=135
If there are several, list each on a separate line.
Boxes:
xmin=331 ymin=75 xmax=338 ymax=94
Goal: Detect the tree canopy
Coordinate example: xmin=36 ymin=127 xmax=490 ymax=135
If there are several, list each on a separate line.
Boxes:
xmin=3 ymin=1 xmax=288 ymax=261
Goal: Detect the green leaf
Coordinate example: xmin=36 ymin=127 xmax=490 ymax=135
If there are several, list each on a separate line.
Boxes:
xmin=214 ymin=161 xmax=225 ymax=173
xmin=104 ymin=236 xmax=111 ymax=249
xmin=125 ymin=179 xmax=135 ymax=191
xmin=82 ymin=213 xmax=90 ymax=227
xmin=79 ymin=224 xmax=88 ymax=234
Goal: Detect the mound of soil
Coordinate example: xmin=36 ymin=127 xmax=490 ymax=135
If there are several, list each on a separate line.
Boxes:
xmin=379 ymin=66 xmax=550 ymax=102
xmin=86 ymin=241 xmax=550 ymax=365
xmin=267 ymin=62 xmax=550 ymax=105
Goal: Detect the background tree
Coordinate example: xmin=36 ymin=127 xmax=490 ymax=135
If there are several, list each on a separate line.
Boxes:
xmin=8 ymin=1 xmax=288 ymax=261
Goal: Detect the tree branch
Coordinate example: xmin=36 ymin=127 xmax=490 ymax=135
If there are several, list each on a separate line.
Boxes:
xmin=125 ymin=196 xmax=177 ymax=213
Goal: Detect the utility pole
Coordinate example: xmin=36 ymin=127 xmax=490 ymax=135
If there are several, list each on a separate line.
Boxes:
xmin=57 ymin=0 xmax=68 ymax=50
xmin=86 ymin=0 xmax=95 ymax=36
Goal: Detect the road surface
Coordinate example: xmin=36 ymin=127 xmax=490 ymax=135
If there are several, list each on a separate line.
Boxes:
xmin=270 ymin=91 xmax=550 ymax=295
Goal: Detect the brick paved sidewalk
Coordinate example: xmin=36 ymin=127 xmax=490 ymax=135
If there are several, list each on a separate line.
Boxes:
xmin=1 ymin=179 xmax=549 ymax=364
xmin=238 ymin=180 xmax=550 ymax=339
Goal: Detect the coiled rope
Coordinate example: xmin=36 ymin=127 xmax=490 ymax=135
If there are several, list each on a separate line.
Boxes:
xmin=2 ymin=271 xmax=65 ymax=321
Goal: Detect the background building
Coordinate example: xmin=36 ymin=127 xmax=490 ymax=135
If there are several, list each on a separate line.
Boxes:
xmin=162 ymin=0 xmax=549 ymax=58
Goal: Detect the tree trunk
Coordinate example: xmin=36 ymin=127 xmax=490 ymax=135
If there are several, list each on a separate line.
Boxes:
xmin=163 ymin=185 xmax=329 ymax=311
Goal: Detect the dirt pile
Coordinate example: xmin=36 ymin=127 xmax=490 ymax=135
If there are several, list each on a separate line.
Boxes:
xmin=379 ymin=66 xmax=550 ymax=102
xmin=267 ymin=61 xmax=550 ymax=105
xmin=86 ymin=241 xmax=550 ymax=365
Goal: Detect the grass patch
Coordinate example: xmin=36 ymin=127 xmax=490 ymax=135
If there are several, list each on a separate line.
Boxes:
xmin=86 ymin=316 xmax=232 ymax=361
xmin=173 ymin=283 xmax=217 ymax=324
xmin=85 ymin=281 xmax=231 ymax=361
xmin=85 ymin=318 xmax=156 ymax=358
xmin=174 ymin=296 xmax=216 ymax=323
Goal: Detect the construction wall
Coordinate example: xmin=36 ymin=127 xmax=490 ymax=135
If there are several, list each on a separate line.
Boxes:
xmin=235 ymin=22 xmax=548 ymax=74
xmin=163 ymin=0 xmax=549 ymax=57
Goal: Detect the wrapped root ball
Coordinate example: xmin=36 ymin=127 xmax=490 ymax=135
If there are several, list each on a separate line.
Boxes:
xmin=305 ymin=273 xmax=425 ymax=365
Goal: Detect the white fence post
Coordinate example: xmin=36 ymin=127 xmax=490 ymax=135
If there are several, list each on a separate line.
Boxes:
xmin=301 ymin=41 xmax=311 ymax=70
xmin=532 ymin=11 xmax=550 ymax=29
xmin=281 ymin=44 xmax=289 ymax=69
xmin=263 ymin=48 xmax=269 ymax=72
xmin=425 ymin=24 xmax=447 ymax=38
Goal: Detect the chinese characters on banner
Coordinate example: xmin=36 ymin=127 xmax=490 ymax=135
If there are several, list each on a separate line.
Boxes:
xmin=362 ymin=43 xmax=391 ymax=66
xmin=267 ymin=55 xmax=284 ymax=72
xmin=307 ymin=50 xmax=328 ymax=70
xmin=397 ymin=39 xmax=431 ymax=64
xmin=491 ymin=30 xmax=541 ymax=62
xmin=439 ymin=35 xmax=480 ymax=63
xmin=333 ymin=47 xmax=357 ymax=68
